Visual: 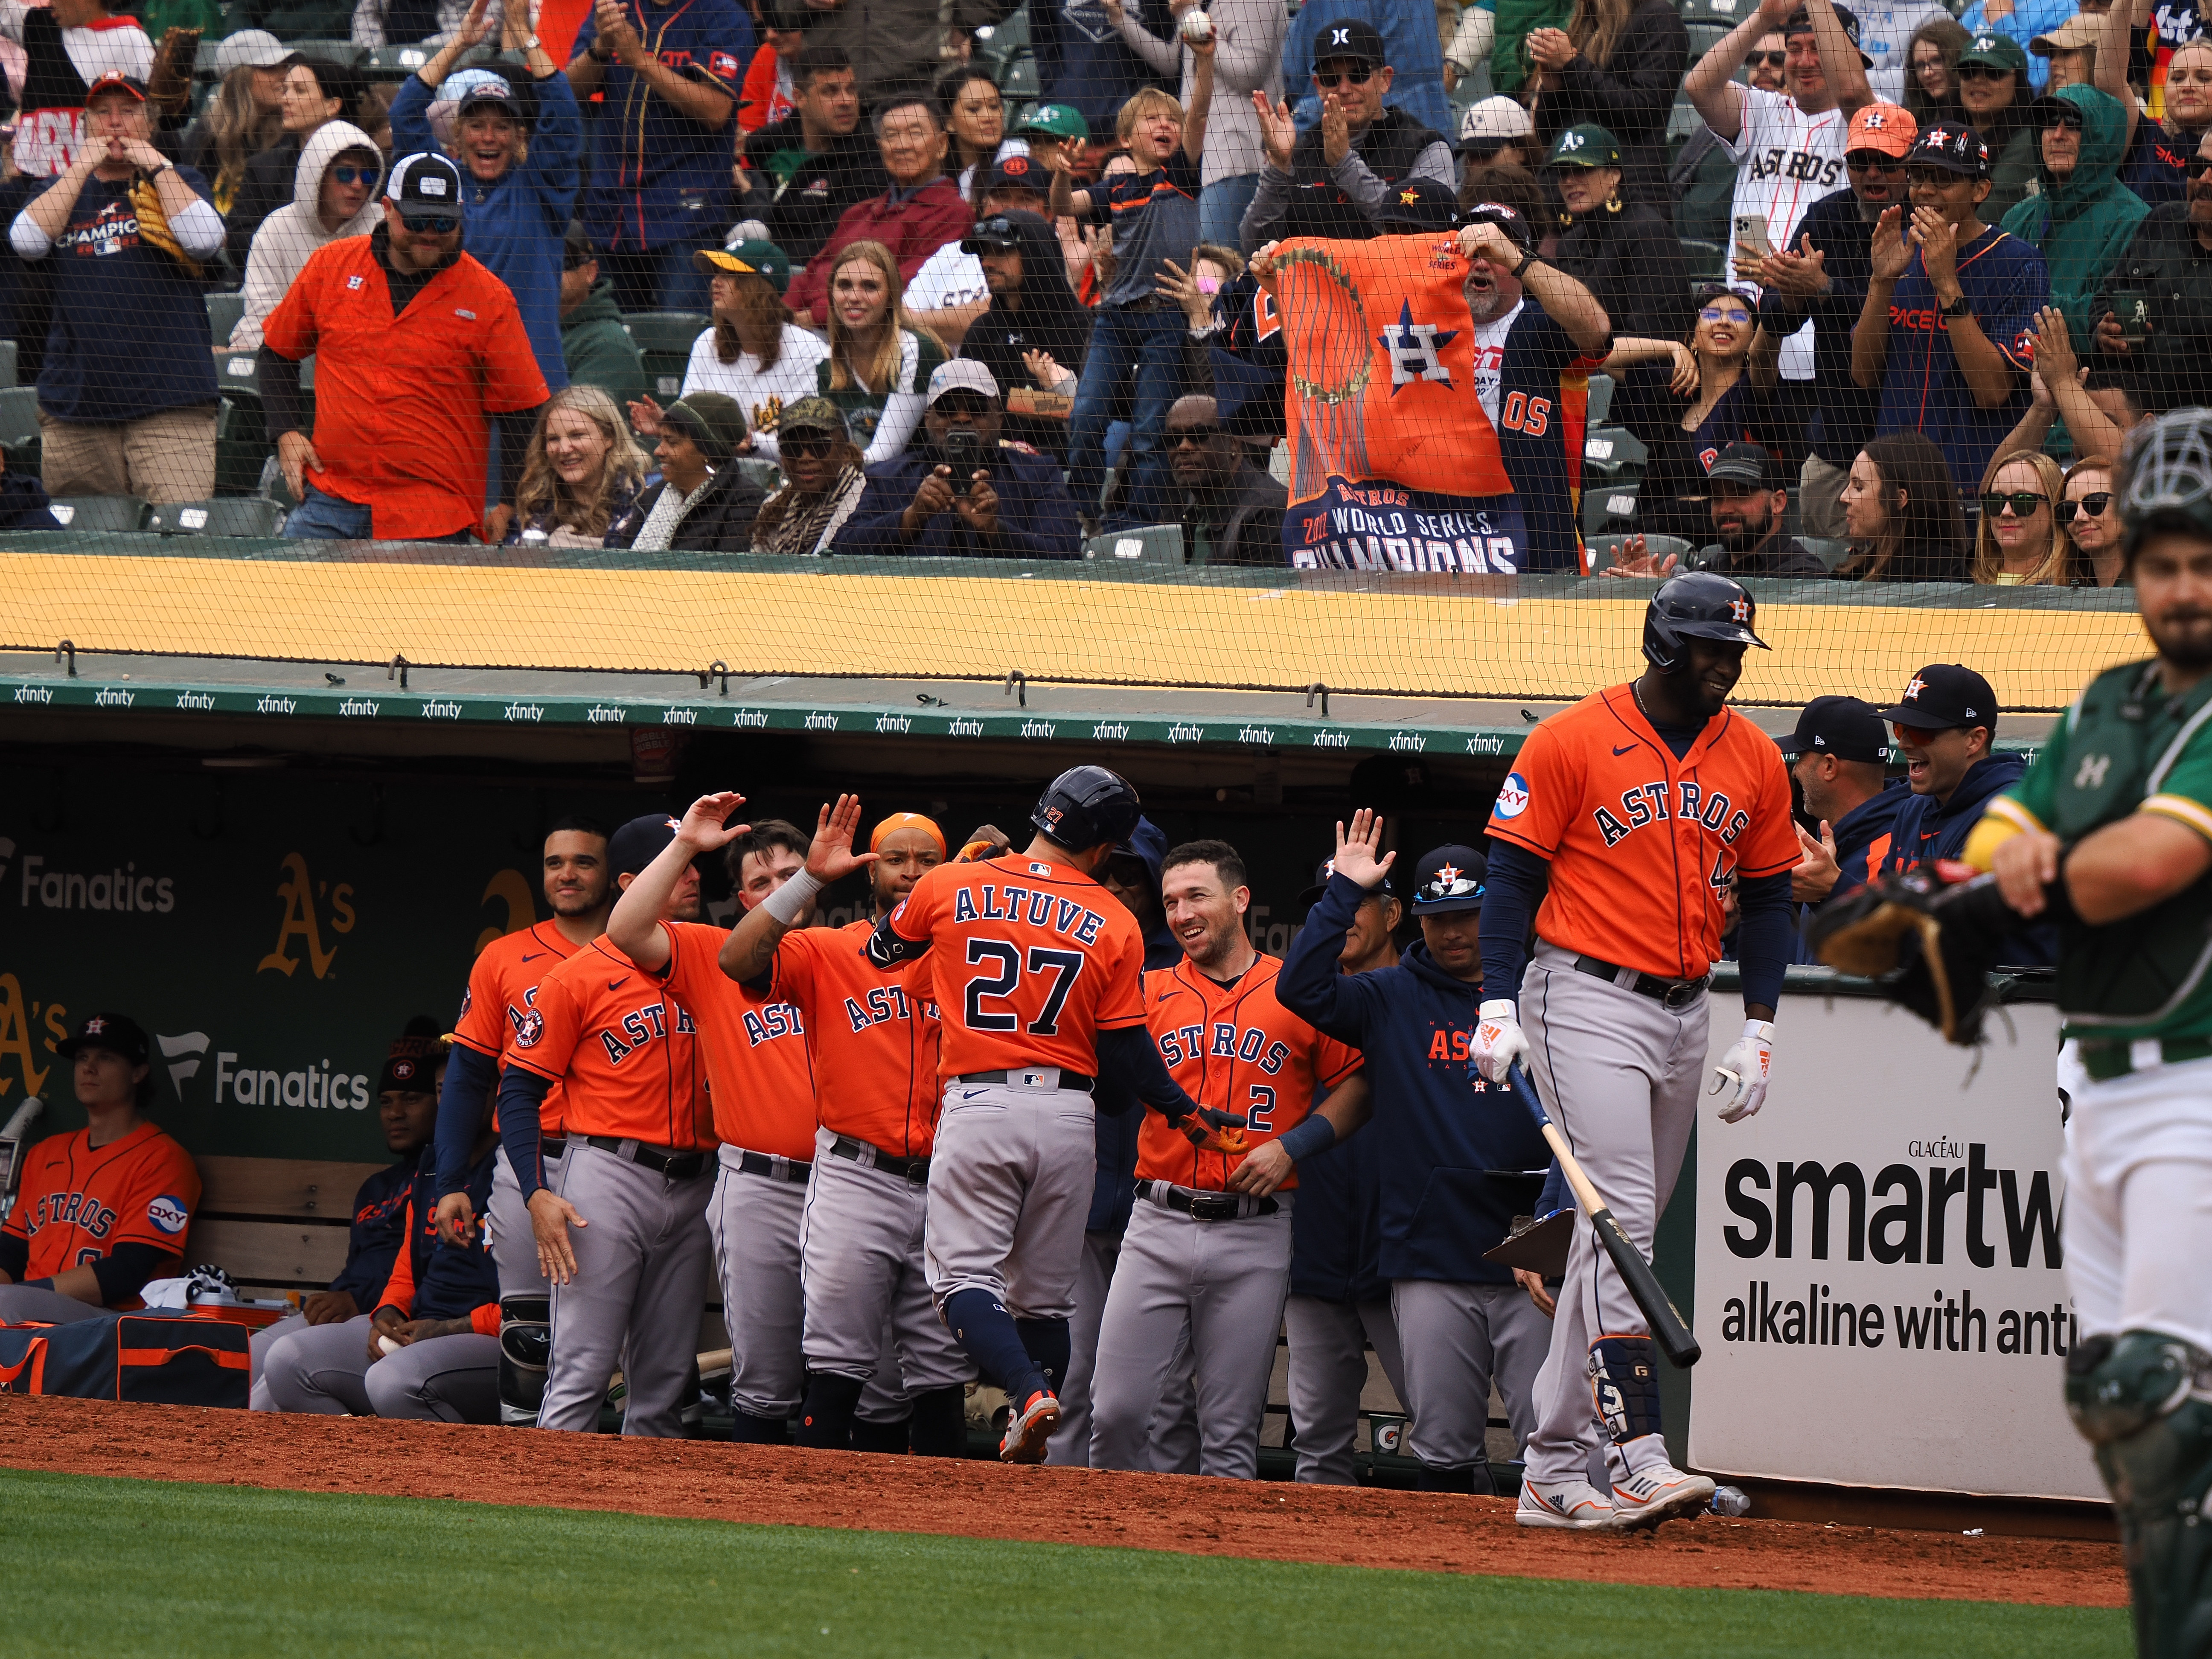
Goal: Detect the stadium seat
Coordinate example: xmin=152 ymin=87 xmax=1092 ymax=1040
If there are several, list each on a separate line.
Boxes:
xmin=1681 ymin=239 xmax=1726 ymax=281
xmin=207 ymin=291 xmax=247 ymax=349
xmin=1585 ymin=372 xmax=1613 ymax=425
xmin=364 ymin=43 xmax=438 ymax=75
xmin=1584 ymin=479 xmax=1642 ymax=535
xmin=0 ymin=339 xmax=15 ymax=389
xmin=1800 ymin=536 xmax=1853 ymax=570
xmin=1582 ymin=424 xmax=1647 ymax=484
xmin=148 ymin=498 xmax=288 ymax=537
xmin=283 ymin=39 xmax=369 ymax=66
xmin=48 ymin=495 xmax=150 ymax=532
xmin=735 ymin=457 xmax=783 ymax=495
xmin=0 ymin=384 xmax=40 ymax=472
xmin=1084 ymin=524 xmax=1185 ymax=565
xmin=975 ymin=10 xmax=1029 ymax=81
xmin=1000 ymin=54 xmax=1040 ymax=97
xmin=624 ymin=312 xmax=709 ymax=401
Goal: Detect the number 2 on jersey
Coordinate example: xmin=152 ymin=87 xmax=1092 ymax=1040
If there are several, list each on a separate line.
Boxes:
xmin=964 ymin=939 xmax=1086 ymax=1034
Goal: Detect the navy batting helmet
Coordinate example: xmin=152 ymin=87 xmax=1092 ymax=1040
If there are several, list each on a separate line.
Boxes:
xmin=1642 ymin=572 xmax=1769 ymax=671
xmin=1031 ymin=765 xmax=1142 ymax=851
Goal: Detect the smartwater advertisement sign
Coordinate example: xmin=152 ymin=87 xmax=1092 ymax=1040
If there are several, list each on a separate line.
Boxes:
xmin=1689 ymin=992 xmax=2104 ymax=1501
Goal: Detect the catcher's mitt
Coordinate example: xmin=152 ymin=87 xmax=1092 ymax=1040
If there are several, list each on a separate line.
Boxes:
xmin=1805 ymin=860 xmax=2010 ymax=1044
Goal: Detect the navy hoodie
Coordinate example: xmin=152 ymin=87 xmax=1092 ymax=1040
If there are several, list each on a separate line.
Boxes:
xmin=1792 ymin=778 xmax=1910 ymax=965
xmin=327 ymin=1158 xmax=416 ymax=1312
xmin=1874 ymin=753 xmax=2029 ymax=875
xmin=1288 ymin=1100 xmax=1390 ymax=1303
xmin=1279 ymin=873 xmax=1551 ymax=1284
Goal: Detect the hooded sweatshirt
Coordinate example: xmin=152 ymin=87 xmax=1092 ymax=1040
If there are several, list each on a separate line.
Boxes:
xmin=1876 ymin=751 xmax=2030 ymax=874
xmin=956 ymin=209 xmax=1093 ymax=460
xmin=1279 ymin=873 xmax=1552 ymax=1284
xmin=229 ymin=121 xmax=385 ymax=354
xmin=2000 ymin=84 xmax=2150 ymax=349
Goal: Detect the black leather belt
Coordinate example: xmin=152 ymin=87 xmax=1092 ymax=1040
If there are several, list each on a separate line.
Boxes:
xmin=1146 ymin=1181 xmax=1278 ymax=1222
xmin=541 ymin=1137 xmax=567 ymax=1159
xmin=1575 ymin=955 xmax=1710 ymax=1009
xmin=582 ymin=1135 xmax=709 ymax=1180
xmin=829 ymin=1133 xmax=929 ymax=1183
xmin=955 ymin=1068 xmax=1096 ymax=1093
xmin=735 ymin=1150 xmax=813 ymax=1184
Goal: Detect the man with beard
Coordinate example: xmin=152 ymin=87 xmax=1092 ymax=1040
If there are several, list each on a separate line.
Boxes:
xmin=1607 ymin=443 xmax=1828 ymax=577
xmin=956 ymin=208 xmax=1092 ymax=461
xmin=738 ymin=48 xmax=885 ymax=265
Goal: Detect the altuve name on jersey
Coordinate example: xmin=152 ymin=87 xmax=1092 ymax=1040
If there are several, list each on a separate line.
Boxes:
xmin=952 ymin=882 xmax=1108 ymax=943
xmin=1155 ymin=1022 xmax=1293 ymax=1071
xmin=1594 ymin=780 xmax=1751 ymax=849
xmin=598 ymin=1000 xmax=701 ymax=1064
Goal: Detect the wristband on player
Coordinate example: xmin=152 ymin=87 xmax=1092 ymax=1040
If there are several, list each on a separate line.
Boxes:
xmin=761 ymin=868 xmax=824 ymax=925
xmin=1274 ymin=1114 xmax=1337 ymax=1161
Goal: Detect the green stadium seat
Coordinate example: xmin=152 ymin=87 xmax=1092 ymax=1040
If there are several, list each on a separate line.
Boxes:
xmin=1584 ymin=478 xmax=1642 ymax=535
xmin=1581 ymin=424 xmax=1647 ymax=484
xmin=735 ymin=457 xmax=783 ymax=495
xmin=974 ymin=9 xmax=1029 ymax=78
xmin=1085 ymin=524 xmax=1185 ymax=565
xmin=48 ymin=495 xmax=150 ymax=532
xmin=1681 ymin=239 xmax=1726 ymax=280
xmin=148 ymin=497 xmax=288 ymax=536
xmin=0 ymin=383 xmax=41 ymax=472
xmin=1000 ymin=54 xmax=1040 ymax=98
xmin=0 ymin=339 xmax=15 ymax=389
xmin=624 ymin=311 xmax=709 ymax=400
xmin=1585 ymin=372 xmax=1613 ymax=425
xmin=1800 ymin=536 xmax=1852 ymax=570
xmin=207 ymin=291 xmax=247 ymax=348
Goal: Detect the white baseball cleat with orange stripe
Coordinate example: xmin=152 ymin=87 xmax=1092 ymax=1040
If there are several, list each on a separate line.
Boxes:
xmin=1607 ymin=1463 xmax=1715 ymax=1531
xmin=1515 ymin=1477 xmax=1616 ymax=1530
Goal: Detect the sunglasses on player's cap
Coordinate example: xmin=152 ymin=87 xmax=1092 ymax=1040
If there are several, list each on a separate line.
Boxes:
xmin=1411 ymin=844 xmax=1487 ymax=914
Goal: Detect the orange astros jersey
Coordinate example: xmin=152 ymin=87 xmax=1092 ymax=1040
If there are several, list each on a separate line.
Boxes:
xmin=1487 ymin=684 xmax=1798 ymax=981
xmin=652 ymin=919 xmax=818 ymax=1161
xmin=887 ymin=850 xmax=1147 ymax=1077
xmin=457 ymin=921 xmax=586 ymax=1136
xmin=771 ymin=920 xmax=940 ymax=1158
xmin=1137 ymin=957 xmax=1362 ymax=1192
xmin=504 ymin=938 xmax=714 ymax=1153
xmin=2 ymin=1122 xmax=202 ymax=1299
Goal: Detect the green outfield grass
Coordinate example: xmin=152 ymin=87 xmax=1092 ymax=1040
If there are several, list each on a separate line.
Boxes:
xmin=0 ymin=1467 xmax=2128 ymax=1658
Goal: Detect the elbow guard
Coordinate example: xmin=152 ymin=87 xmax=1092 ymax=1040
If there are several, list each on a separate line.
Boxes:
xmin=864 ymin=911 xmax=928 ymax=970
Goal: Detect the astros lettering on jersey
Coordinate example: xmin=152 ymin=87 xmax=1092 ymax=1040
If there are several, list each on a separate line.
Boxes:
xmin=771 ymin=920 xmax=942 ymax=1157
xmin=504 ymin=938 xmax=714 ymax=1153
xmin=1487 ymin=684 xmax=1799 ymax=981
xmin=651 ymin=918 xmax=818 ymax=1161
xmin=1 ymin=1121 xmax=201 ymax=1293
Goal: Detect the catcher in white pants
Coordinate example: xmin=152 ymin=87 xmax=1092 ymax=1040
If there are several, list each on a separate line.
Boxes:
xmin=1476 ymin=573 xmax=1800 ymax=1532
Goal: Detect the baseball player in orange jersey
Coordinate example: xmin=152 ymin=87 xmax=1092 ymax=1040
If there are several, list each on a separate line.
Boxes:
xmin=0 ymin=1013 xmax=199 ymax=1323
xmin=608 ymin=809 xmax=905 ymax=1447
xmin=712 ymin=796 xmax=978 ymax=1455
xmin=497 ymin=814 xmax=716 ymax=1438
xmin=1086 ymin=839 xmax=1370 ymax=1478
xmin=1475 ymin=572 xmax=1799 ymax=1531
xmin=865 ymin=766 xmax=1244 ymax=1463
xmin=430 ymin=818 xmax=611 ymax=1426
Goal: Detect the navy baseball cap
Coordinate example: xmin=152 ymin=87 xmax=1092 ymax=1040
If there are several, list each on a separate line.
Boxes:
xmin=1378 ymin=178 xmax=1459 ymax=232
xmin=608 ymin=812 xmax=683 ymax=876
xmin=1298 ymin=856 xmax=1397 ymax=909
xmin=1410 ymin=845 xmax=1487 ymax=914
xmin=1784 ymin=2 xmax=1873 ymax=67
xmin=982 ymin=152 xmax=1046 ymax=197
xmin=55 ymin=1011 xmax=150 ymax=1065
xmin=1908 ymin=121 xmax=1993 ymax=178
xmin=386 ymin=151 xmax=464 ymax=225
xmin=1313 ymin=17 xmax=1385 ymax=68
xmin=1779 ymin=695 xmax=1893 ymax=763
xmin=1875 ymin=664 xmax=1999 ymax=732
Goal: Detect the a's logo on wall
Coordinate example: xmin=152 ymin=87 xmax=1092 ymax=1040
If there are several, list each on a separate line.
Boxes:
xmin=257 ymin=853 xmax=355 ymax=980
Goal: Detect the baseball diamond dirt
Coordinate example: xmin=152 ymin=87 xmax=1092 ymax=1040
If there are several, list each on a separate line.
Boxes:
xmin=0 ymin=1395 xmax=2122 ymax=1607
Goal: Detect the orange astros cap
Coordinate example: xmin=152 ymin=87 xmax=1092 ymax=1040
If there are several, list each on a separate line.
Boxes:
xmin=1846 ymin=102 xmax=1916 ymax=160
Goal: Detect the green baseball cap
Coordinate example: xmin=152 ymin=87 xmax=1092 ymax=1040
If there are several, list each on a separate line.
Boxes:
xmin=1545 ymin=123 xmax=1622 ymax=168
xmin=1957 ymin=31 xmax=2029 ymax=72
xmin=693 ymin=236 xmax=792 ymax=295
xmin=1016 ymin=101 xmax=1089 ymax=140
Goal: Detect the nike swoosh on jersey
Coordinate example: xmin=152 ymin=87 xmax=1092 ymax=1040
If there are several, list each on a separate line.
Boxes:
xmin=1612 ymin=744 xmax=1638 ymax=756
xmin=607 ymin=977 xmax=629 ymax=990
xmin=521 ymin=952 xmax=548 ymax=961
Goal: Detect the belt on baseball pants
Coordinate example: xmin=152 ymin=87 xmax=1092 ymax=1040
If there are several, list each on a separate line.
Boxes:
xmin=829 ymin=1133 xmax=929 ymax=1183
xmin=1574 ymin=955 xmax=1711 ymax=1009
xmin=1143 ymin=1180 xmax=1278 ymax=1222
xmin=734 ymin=1149 xmax=813 ymax=1184
xmin=955 ymin=1068 xmax=1095 ymax=1092
xmin=581 ymin=1135 xmax=710 ymax=1181
xmin=541 ymin=1137 xmax=567 ymax=1159
xmin=2078 ymin=1036 xmax=2212 ymax=1082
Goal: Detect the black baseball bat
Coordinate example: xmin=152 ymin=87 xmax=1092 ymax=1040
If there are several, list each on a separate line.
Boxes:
xmin=1508 ymin=1062 xmax=1700 ymax=1368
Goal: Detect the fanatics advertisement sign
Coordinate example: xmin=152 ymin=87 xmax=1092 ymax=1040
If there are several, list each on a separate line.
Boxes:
xmin=1688 ymin=990 xmax=2104 ymax=1501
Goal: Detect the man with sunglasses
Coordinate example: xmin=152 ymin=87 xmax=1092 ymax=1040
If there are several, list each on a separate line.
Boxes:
xmin=1871 ymin=663 xmax=2027 ymax=881
xmin=1748 ymin=100 xmax=1912 ymax=536
xmin=837 ymin=359 xmax=1082 ymax=558
xmin=1852 ymin=120 xmax=2049 ymax=493
xmin=260 ymin=152 xmax=550 ymax=542
xmin=1999 ymin=83 xmax=2148 ymax=352
xmin=1161 ymin=393 xmax=1285 ymax=565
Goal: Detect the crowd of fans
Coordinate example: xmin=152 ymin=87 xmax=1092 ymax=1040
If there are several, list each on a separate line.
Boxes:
xmin=0 ymin=0 xmax=2197 ymax=573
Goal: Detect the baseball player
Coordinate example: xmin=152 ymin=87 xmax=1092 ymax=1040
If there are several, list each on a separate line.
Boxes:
xmin=1087 ymin=838 xmax=1369 ymax=1479
xmin=1928 ymin=408 xmax=2212 ymax=1655
xmin=1474 ymin=571 xmax=1800 ymax=1531
xmin=1281 ymin=857 xmax=1411 ymax=1485
xmin=0 ymin=1013 xmax=199 ymax=1323
xmin=606 ymin=811 xmax=878 ymax=1447
xmin=498 ymin=814 xmax=715 ymax=1438
xmin=698 ymin=796 xmax=977 ymax=1455
xmin=864 ymin=765 xmax=1243 ymax=1462
xmin=1282 ymin=838 xmax=1552 ymax=1494
xmin=431 ymin=816 xmax=611 ymax=1426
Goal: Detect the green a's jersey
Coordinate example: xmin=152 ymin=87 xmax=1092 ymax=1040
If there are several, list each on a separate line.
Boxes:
xmin=1988 ymin=658 xmax=2212 ymax=1042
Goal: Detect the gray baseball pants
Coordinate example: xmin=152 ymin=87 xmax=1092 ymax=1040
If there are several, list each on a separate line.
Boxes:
xmin=1047 ymin=1227 xmax=1202 ymax=1470
xmin=255 ymin=1315 xmax=501 ymax=1421
xmin=923 ymin=1079 xmax=1095 ymax=1320
xmin=490 ymin=1144 xmax=558 ymax=1299
xmin=1519 ymin=941 xmax=1707 ymax=1487
xmin=1391 ymin=1278 xmax=1549 ymax=1479
xmin=539 ymin=1143 xmax=714 ymax=1437
xmin=1089 ymin=1186 xmax=1293 ymax=1480
xmin=1284 ymin=1294 xmax=1406 ymax=1485
xmin=799 ymin=1129 xmax=973 ymax=1394
xmin=0 ymin=1285 xmax=107 ymax=1324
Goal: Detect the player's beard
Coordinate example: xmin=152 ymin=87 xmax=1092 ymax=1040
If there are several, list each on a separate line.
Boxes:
xmin=2148 ymin=605 xmax=2212 ymax=671
xmin=550 ymin=881 xmax=609 ymax=918
xmin=1180 ymin=915 xmax=1241 ymax=972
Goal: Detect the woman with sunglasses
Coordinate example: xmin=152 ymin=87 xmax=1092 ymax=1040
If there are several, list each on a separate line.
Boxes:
xmin=1997 ymin=83 xmax=2148 ymax=352
xmin=749 ymin=396 xmax=869 ymax=555
xmin=1971 ymin=448 xmax=2075 ymax=584
xmin=1834 ymin=430 xmax=1972 ymax=580
xmin=1522 ymin=0 xmax=1689 ymax=207
xmin=2059 ymin=453 xmax=2125 ymax=586
xmin=230 ymin=122 xmax=383 ymax=353
xmin=1600 ymin=285 xmax=1791 ymax=540
xmin=1903 ymin=17 xmax=1970 ymax=125
xmin=1953 ymin=33 xmax=2040 ymax=220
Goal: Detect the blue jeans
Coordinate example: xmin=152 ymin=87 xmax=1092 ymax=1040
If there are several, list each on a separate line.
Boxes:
xmin=1199 ymin=173 xmax=1261 ymax=249
xmin=1069 ymin=305 xmax=1189 ymax=528
xmin=282 ymin=485 xmax=472 ymax=542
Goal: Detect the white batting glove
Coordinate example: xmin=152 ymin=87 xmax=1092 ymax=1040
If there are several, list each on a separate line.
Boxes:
xmin=1710 ymin=1019 xmax=1775 ymax=1123
xmin=1473 ymin=998 xmax=1529 ymax=1085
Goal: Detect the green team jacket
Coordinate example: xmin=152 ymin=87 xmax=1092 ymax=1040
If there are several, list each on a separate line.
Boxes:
xmin=1987 ymin=658 xmax=2212 ymax=1043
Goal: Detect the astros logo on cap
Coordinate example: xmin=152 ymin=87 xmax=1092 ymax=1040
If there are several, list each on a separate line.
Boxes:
xmin=1398 ymin=186 xmax=1418 ymax=204
xmin=1904 ymin=675 xmax=1927 ymax=700
xmin=1863 ymin=110 xmax=1885 ymax=128
xmin=86 ymin=1016 xmax=107 ymax=1033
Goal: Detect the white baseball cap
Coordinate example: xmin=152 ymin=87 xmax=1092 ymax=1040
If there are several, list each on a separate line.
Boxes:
xmin=214 ymin=29 xmax=289 ymax=74
xmin=928 ymin=359 xmax=1001 ymax=405
xmin=1459 ymin=96 xmax=1534 ymax=150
